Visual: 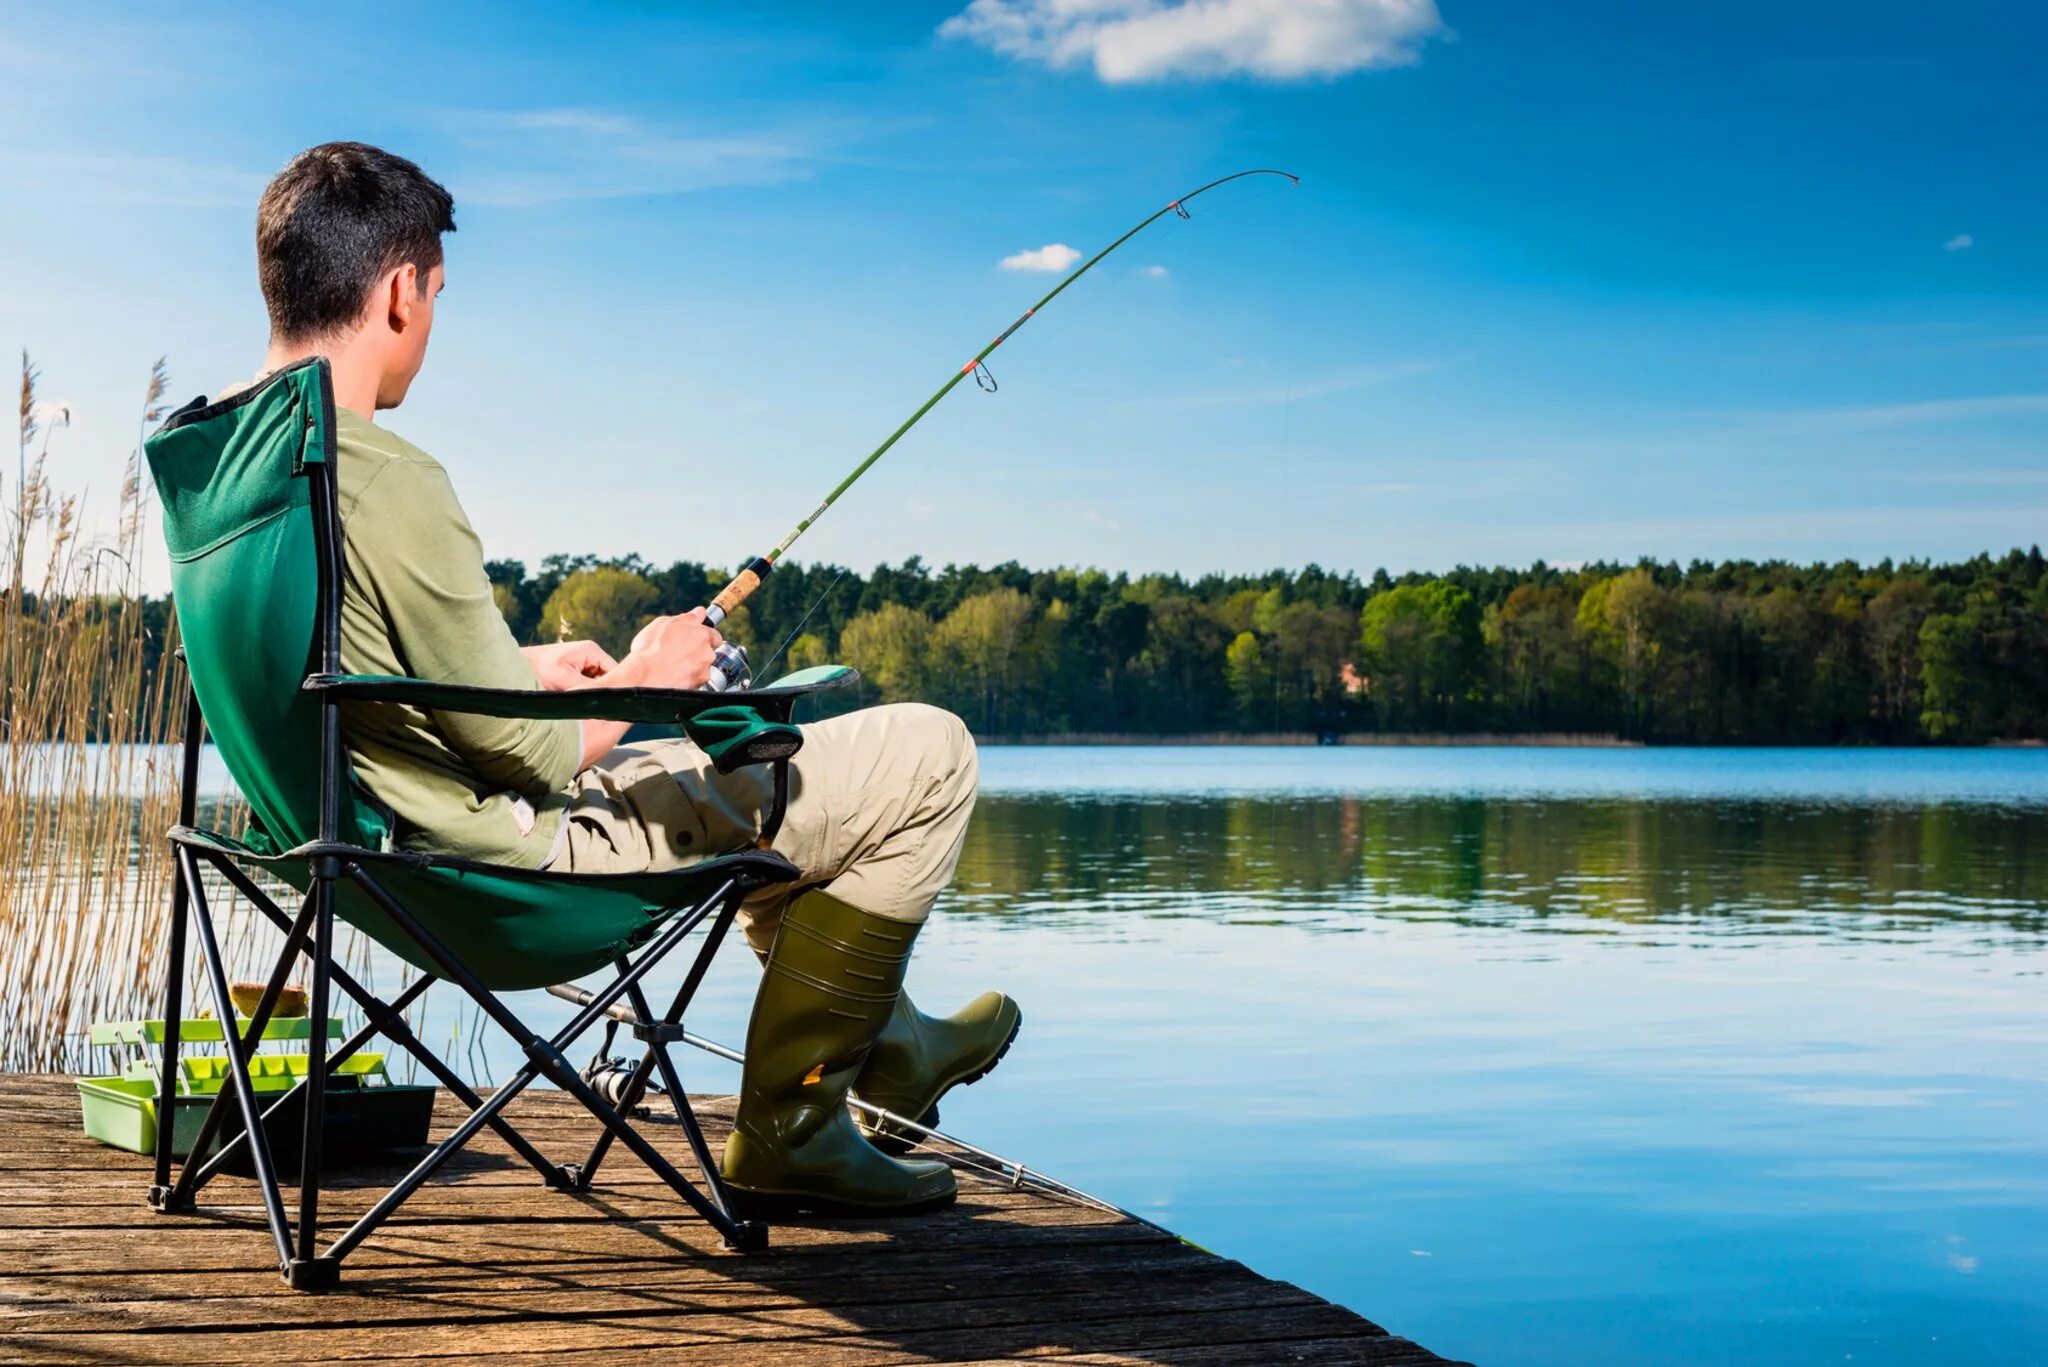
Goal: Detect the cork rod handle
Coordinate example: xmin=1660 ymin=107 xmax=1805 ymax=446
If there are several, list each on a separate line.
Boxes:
xmin=708 ymin=557 xmax=775 ymax=623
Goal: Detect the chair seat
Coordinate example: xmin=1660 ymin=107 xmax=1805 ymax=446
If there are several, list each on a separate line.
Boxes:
xmin=172 ymin=824 xmax=798 ymax=990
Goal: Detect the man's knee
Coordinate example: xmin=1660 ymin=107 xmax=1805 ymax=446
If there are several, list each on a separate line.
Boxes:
xmin=882 ymin=702 xmax=977 ymax=797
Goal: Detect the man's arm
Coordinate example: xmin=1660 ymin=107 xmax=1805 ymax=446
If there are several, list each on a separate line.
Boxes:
xmin=556 ymin=611 xmax=725 ymax=768
xmin=518 ymin=620 xmax=726 ymax=770
xmin=348 ymin=460 xmax=579 ymax=794
xmin=353 ymin=459 xmax=728 ymax=779
xmin=522 ymin=641 xmax=615 ymax=690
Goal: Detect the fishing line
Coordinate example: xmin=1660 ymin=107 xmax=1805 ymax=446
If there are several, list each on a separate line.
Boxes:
xmin=754 ymin=564 xmax=849 ymax=680
xmin=695 ymin=169 xmax=1301 ymax=690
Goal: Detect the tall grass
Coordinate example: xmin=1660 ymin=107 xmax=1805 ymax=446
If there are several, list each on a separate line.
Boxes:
xmin=0 ymin=352 xmax=186 ymax=1071
xmin=0 ymin=355 xmax=466 ymax=1079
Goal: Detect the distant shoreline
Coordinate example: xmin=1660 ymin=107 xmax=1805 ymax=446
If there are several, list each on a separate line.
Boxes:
xmin=980 ymin=733 xmax=2048 ymax=748
xmin=981 ymin=732 xmax=1642 ymax=748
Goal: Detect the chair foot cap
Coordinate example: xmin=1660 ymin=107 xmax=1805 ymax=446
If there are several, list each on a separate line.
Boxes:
xmin=147 ymin=1185 xmax=194 ymax=1214
xmin=724 ymin=1219 xmax=769 ymax=1253
xmin=285 ymin=1257 xmax=341 ymax=1292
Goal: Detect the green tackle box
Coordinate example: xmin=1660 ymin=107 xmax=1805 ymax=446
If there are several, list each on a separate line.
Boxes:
xmin=76 ymin=1017 xmax=436 ymax=1173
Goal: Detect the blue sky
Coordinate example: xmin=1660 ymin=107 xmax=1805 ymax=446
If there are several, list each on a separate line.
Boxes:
xmin=2 ymin=1 xmax=2042 ymax=588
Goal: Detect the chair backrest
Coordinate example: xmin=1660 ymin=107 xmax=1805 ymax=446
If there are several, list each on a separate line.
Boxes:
xmin=144 ymin=358 xmax=386 ymax=857
xmin=145 ymin=359 xmax=771 ymax=990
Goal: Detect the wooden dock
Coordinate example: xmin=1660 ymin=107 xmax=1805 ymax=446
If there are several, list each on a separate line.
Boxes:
xmin=0 ymin=1075 xmax=1459 ymax=1365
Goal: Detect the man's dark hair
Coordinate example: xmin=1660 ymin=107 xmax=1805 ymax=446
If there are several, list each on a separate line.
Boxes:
xmin=256 ymin=142 xmax=455 ymax=341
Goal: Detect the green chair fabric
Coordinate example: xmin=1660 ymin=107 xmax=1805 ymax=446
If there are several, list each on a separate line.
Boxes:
xmin=136 ymin=355 xmax=846 ymax=1276
xmin=145 ymin=359 xmax=855 ymax=989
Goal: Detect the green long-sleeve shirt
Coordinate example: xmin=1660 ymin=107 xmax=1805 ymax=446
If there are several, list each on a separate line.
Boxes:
xmin=325 ymin=405 xmax=578 ymax=866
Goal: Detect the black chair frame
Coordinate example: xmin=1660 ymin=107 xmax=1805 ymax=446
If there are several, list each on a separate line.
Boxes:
xmin=144 ymin=451 xmax=800 ymax=1291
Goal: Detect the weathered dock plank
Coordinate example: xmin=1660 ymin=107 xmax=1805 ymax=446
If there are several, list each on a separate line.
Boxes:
xmin=0 ymin=1075 xmax=1461 ymax=1364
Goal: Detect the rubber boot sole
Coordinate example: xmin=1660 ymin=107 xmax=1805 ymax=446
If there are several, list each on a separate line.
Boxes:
xmin=866 ymin=1007 xmax=1023 ymax=1155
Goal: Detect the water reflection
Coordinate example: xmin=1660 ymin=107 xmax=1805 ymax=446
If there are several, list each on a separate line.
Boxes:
xmin=952 ymin=795 xmax=2048 ymax=948
xmin=31 ymin=746 xmax=2046 ymax=1365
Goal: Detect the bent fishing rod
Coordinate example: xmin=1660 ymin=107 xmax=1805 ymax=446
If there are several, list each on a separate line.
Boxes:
xmin=699 ymin=167 xmax=1300 ymax=690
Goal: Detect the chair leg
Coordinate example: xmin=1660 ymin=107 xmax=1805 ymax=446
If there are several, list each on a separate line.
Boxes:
xmin=158 ymin=857 xmax=771 ymax=1283
xmin=626 ymin=974 xmax=745 ymax=1223
xmin=148 ymin=850 xmax=194 ymax=1212
xmin=177 ymin=849 xmax=295 ymax=1272
xmin=152 ymin=684 xmax=203 ymax=1211
xmin=290 ymin=871 xmax=339 ymax=1291
xmin=168 ymin=884 xmax=320 ymax=1206
xmin=345 ymin=867 xmax=766 ymax=1253
xmin=321 ymin=868 xmax=716 ymax=1263
xmin=206 ymin=854 xmax=569 ymax=1188
xmin=576 ymin=891 xmax=742 ymax=1189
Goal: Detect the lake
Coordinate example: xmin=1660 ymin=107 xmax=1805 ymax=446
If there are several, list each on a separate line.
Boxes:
xmin=106 ymin=747 xmax=2048 ymax=1363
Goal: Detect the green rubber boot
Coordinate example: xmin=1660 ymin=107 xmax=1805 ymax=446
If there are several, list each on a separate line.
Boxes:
xmin=854 ymin=988 xmax=1023 ymax=1153
xmin=719 ymin=889 xmax=957 ymax=1216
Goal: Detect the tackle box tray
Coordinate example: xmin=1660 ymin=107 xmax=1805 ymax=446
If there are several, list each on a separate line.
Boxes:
xmin=77 ymin=1018 xmax=436 ymax=1173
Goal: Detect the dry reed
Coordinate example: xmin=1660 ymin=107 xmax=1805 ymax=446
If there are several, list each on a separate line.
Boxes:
xmin=0 ymin=354 xmax=481 ymax=1081
xmin=0 ymin=352 xmax=189 ymax=1071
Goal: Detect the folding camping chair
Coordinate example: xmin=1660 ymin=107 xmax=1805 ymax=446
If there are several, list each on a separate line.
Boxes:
xmin=141 ymin=356 xmax=852 ymax=1289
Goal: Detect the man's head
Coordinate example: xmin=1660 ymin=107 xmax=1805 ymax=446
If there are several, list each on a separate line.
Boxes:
xmin=257 ymin=142 xmax=454 ymax=410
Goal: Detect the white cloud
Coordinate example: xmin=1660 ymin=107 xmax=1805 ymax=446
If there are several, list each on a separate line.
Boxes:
xmin=999 ymin=242 xmax=1082 ymax=272
xmin=0 ymin=149 xmax=264 ymax=208
xmin=1739 ymin=393 xmax=2048 ymax=435
xmin=1142 ymin=263 xmax=1170 ymax=278
xmin=939 ymin=0 xmax=1446 ymax=83
xmin=1943 ymin=233 xmax=1974 ymax=252
xmin=433 ymin=106 xmax=835 ymax=207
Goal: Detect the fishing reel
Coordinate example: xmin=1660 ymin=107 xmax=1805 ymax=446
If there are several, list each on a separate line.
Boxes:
xmin=705 ymin=639 xmax=750 ymax=693
xmin=581 ymin=1055 xmax=662 ymax=1116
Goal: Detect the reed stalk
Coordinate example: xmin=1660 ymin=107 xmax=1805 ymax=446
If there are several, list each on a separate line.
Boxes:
xmin=0 ymin=353 xmax=184 ymax=1069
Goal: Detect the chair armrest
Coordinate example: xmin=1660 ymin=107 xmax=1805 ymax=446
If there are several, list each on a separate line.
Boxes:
xmin=304 ymin=663 xmax=858 ymax=725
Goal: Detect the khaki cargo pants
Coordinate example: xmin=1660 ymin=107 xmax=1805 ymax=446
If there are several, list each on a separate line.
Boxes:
xmin=558 ymin=702 xmax=978 ymax=955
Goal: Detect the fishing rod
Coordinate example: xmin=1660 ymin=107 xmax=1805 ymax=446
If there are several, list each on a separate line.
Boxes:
xmin=544 ymin=982 xmax=1177 ymax=1236
xmin=698 ymin=167 xmax=1301 ymax=690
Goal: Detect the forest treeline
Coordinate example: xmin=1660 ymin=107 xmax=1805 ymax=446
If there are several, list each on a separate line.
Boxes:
xmin=479 ymin=548 xmax=2048 ymax=745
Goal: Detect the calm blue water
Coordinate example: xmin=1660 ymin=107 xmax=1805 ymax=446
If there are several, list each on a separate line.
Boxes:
xmin=239 ymin=748 xmax=2048 ymax=1364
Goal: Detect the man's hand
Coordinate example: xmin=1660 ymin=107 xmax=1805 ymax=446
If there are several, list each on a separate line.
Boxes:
xmin=624 ymin=609 xmax=724 ymax=691
xmin=559 ymin=611 xmax=723 ymax=774
xmin=523 ymin=640 xmax=617 ymax=692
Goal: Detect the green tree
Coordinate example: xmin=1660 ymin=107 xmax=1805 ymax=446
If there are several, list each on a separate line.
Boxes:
xmin=1251 ymin=586 xmax=1287 ymax=637
xmin=1358 ymin=582 xmax=1480 ymax=731
xmin=537 ymin=565 xmax=659 ymax=654
xmin=454 ymin=548 xmax=2046 ymax=744
xmin=1865 ymin=579 xmax=1930 ymax=732
xmin=781 ymin=632 xmax=831 ymax=673
xmin=1224 ymin=630 xmax=1270 ymax=727
xmin=1272 ymin=602 xmax=1357 ymax=727
xmin=1487 ymin=583 xmax=1582 ymax=727
xmin=1577 ymin=569 xmax=1665 ymax=737
xmin=930 ymin=589 xmax=1035 ymax=733
xmin=839 ymin=602 xmax=934 ymax=702
xmin=1130 ymin=595 xmax=1232 ymax=733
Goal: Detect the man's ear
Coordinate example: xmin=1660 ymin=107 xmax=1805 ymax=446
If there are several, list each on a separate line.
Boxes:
xmin=386 ymin=262 xmax=420 ymax=332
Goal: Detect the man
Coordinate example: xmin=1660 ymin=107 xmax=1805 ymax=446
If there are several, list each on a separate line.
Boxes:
xmin=241 ymin=141 xmax=1019 ymax=1215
